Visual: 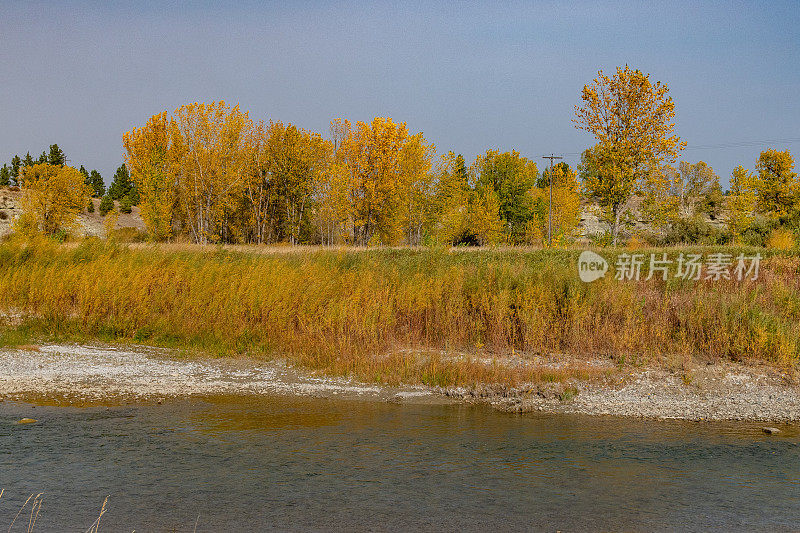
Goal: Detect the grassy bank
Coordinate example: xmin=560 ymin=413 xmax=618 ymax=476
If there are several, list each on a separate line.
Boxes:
xmin=0 ymin=239 xmax=798 ymax=387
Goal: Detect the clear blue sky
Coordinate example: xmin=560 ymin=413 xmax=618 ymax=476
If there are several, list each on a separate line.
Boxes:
xmin=1 ymin=0 xmax=798 ymax=187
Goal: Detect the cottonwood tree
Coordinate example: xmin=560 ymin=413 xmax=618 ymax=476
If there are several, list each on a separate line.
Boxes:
xmin=753 ymin=149 xmax=799 ymax=222
xmin=472 ymin=149 xmax=539 ymax=243
xmin=15 ymin=163 xmax=90 ymax=236
xmin=433 ymin=152 xmax=471 ymax=244
xmin=123 ymin=111 xmax=177 ymax=241
xmin=335 ymin=117 xmax=434 ymax=245
xmin=726 ymin=165 xmax=757 ymax=239
xmin=248 ymin=120 xmax=331 ymax=244
xmin=173 ymin=101 xmax=252 ymax=244
xmin=574 ymin=66 xmax=684 ymax=244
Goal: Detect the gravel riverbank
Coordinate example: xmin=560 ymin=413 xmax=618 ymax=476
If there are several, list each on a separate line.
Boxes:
xmin=1 ymin=343 xmax=799 ymax=422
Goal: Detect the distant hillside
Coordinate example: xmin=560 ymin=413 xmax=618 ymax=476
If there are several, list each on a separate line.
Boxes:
xmin=0 ymin=187 xmax=145 ymax=238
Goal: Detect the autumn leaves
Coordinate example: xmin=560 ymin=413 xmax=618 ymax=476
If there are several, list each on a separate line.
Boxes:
xmin=124 ymin=106 xmax=434 ymax=245
xmin=123 ymin=103 xmax=582 ymax=245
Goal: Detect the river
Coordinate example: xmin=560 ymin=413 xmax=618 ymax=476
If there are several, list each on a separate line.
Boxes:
xmin=2 ymin=395 xmax=798 ymax=531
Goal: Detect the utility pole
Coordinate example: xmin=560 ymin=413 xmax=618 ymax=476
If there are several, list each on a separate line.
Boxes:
xmin=541 ymin=154 xmax=562 ymax=246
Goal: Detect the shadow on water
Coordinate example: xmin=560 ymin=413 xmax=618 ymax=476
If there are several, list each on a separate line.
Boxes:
xmin=1 ymin=395 xmax=798 ymax=532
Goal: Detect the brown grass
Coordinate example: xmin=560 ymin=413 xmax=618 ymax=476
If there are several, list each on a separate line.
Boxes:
xmin=0 ymin=238 xmax=797 ymax=388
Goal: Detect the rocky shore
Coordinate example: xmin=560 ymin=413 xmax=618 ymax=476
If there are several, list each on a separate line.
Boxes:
xmin=1 ymin=343 xmax=799 ymax=423
xmin=486 ymin=364 xmax=800 ymax=422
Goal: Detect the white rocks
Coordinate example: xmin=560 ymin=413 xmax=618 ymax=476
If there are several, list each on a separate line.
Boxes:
xmin=0 ymin=343 xmax=419 ymax=403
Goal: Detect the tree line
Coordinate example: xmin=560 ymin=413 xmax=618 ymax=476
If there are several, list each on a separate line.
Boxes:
xmin=121 ymin=105 xmax=582 ymax=245
xmin=7 ymin=65 xmax=800 ymax=247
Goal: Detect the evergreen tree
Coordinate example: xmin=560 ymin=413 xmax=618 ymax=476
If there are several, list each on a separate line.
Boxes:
xmin=120 ymin=194 xmax=133 ymax=214
xmin=23 ymin=152 xmax=34 ymax=167
xmin=99 ymin=195 xmax=114 ymax=216
xmin=10 ymin=155 xmax=21 ymax=181
xmin=89 ymin=170 xmax=105 ymax=198
xmin=108 ymin=164 xmax=134 ymax=201
xmin=0 ymin=165 xmax=10 ymax=187
xmin=80 ymin=165 xmax=90 ymax=190
xmin=47 ymin=144 xmax=66 ymax=166
xmin=37 ymin=151 xmax=48 ymax=164
xmin=87 ymin=199 xmax=95 ymax=213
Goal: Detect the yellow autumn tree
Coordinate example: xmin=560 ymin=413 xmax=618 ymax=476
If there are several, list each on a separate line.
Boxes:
xmin=313 ymin=119 xmax=354 ymax=244
xmin=752 ymin=149 xmax=799 ymax=221
xmin=248 ymin=120 xmax=331 ymax=244
xmin=400 ymin=132 xmax=436 ymax=245
xmin=638 ymin=165 xmax=680 ymax=229
xmin=528 ymin=163 xmax=582 ymax=245
xmin=15 ymin=163 xmax=91 ymax=237
xmin=432 ymin=152 xmax=471 ymax=244
xmin=335 ymin=117 xmax=434 ymax=245
xmin=468 ymin=185 xmax=503 ymax=246
xmin=574 ymin=66 xmax=685 ymax=244
xmin=726 ymin=165 xmax=758 ymax=239
xmin=123 ymin=111 xmax=177 ymax=241
xmin=173 ymin=101 xmax=252 ymax=244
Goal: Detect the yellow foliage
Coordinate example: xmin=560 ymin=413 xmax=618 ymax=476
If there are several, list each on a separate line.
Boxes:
xmin=753 ymin=149 xmax=799 ymax=220
xmin=123 ymin=111 xmax=176 ymax=241
xmin=333 ymin=117 xmax=434 ymax=245
xmin=626 ymin=234 xmax=645 ymax=249
xmin=15 ymin=163 xmax=90 ymax=237
xmin=575 ymin=66 xmax=685 ymax=244
xmin=727 ymin=165 xmax=758 ymax=240
xmin=528 ymin=164 xmax=581 ymax=245
xmin=468 ymin=186 xmax=503 ymax=245
xmin=767 ymin=228 xmax=796 ymax=251
xmin=103 ymin=208 xmax=119 ymax=239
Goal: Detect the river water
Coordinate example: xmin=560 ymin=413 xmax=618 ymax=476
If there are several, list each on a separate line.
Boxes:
xmin=1 ymin=395 xmax=798 ymax=532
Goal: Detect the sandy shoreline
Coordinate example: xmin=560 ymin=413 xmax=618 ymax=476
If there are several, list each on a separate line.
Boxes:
xmin=1 ymin=343 xmax=799 ymax=423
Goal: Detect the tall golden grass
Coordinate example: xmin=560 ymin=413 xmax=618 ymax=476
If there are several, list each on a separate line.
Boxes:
xmin=0 ymin=238 xmax=797 ymax=386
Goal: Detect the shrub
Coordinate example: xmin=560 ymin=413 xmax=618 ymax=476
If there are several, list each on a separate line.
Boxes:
xmin=767 ymin=228 xmax=796 ymax=250
xmin=99 ymin=195 xmax=114 ymax=216
xmin=740 ymin=217 xmax=773 ymax=247
xmin=108 ymin=227 xmax=147 ymax=242
xmin=657 ymin=217 xmax=732 ymax=246
xmin=120 ymin=195 xmax=132 ymax=214
xmin=87 ymin=200 xmax=95 ymax=213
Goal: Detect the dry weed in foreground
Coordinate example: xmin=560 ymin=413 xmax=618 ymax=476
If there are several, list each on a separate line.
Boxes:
xmin=84 ymin=495 xmax=107 ymax=533
xmin=4 ymin=491 xmax=44 ymax=533
xmin=0 ymin=491 xmax=112 ymax=533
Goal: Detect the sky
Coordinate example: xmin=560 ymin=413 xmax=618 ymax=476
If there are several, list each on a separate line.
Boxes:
xmin=1 ymin=0 xmax=799 ymax=187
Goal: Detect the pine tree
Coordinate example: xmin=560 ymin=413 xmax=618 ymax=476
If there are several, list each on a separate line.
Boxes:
xmin=108 ymin=164 xmax=134 ymax=201
xmin=48 ymin=144 xmax=66 ymax=166
xmin=99 ymin=195 xmax=114 ymax=216
xmin=87 ymin=199 xmax=95 ymax=213
xmin=89 ymin=170 xmax=105 ymax=198
xmin=120 ymin=195 xmax=132 ymax=214
xmin=10 ymin=155 xmax=21 ymax=181
xmin=23 ymin=152 xmax=35 ymax=167
xmin=0 ymin=165 xmax=10 ymax=187
xmin=37 ymin=151 xmax=48 ymax=164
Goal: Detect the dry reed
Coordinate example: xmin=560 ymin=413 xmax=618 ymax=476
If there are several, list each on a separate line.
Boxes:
xmin=0 ymin=238 xmax=796 ymax=387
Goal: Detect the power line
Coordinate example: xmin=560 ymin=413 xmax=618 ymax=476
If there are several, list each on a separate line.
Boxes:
xmin=683 ymin=138 xmax=800 ymax=151
xmin=557 ymin=137 xmax=800 ymax=157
